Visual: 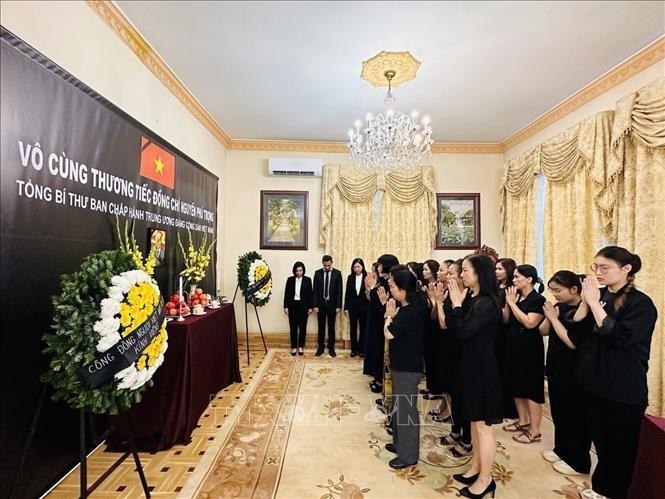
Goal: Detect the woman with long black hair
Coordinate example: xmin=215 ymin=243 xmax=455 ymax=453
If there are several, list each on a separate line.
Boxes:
xmin=495 ymin=258 xmax=518 ymax=420
xmin=363 ymin=254 xmax=399 ymax=394
xmin=432 ymin=260 xmax=472 ymax=461
xmin=572 ymin=246 xmax=657 ymax=499
xmin=438 ymin=255 xmax=503 ymax=499
xmin=539 ymin=271 xmax=591 ymax=476
xmin=344 ymin=258 xmax=368 ymax=357
xmin=383 ymin=269 xmax=427 ymax=470
xmin=503 ymin=264 xmax=546 ymax=444
xmin=421 ymin=259 xmax=443 ymax=404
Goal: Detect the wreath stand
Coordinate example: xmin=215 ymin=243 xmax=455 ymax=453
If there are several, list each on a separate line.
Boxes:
xmin=10 ymin=384 xmax=151 ymax=499
xmin=233 ymin=284 xmax=267 ymax=365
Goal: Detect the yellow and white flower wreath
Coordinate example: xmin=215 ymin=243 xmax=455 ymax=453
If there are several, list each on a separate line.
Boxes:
xmin=94 ymin=269 xmax=168 ymax=390
xmin=248 ymin=259 xmax=272 ymax=300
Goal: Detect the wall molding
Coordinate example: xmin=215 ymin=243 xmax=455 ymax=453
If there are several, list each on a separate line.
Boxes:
xmin=501 ymin=35 xmax=665 ymax=152
xmin=432 ymin=143 xmax=503 ymax=154
xmin=229 ymin=140 xmax=349 ymax=153
xmin=90 ymin=1 xmax=663 ymax=155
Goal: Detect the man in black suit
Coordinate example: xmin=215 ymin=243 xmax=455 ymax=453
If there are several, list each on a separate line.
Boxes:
xmin=313 ymin=255 xmax=343 ymax=357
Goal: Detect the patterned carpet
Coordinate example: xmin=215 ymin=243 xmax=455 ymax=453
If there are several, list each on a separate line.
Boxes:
xmin=181 ymin=351 xmax=593 ymax=498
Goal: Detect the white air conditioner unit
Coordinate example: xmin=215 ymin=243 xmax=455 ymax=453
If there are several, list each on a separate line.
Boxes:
xmin=268 ymin=158 xmax=322 ymax=177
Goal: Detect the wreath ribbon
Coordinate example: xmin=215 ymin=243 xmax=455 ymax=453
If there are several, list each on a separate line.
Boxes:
xmin=245 ymin=270 xmax=272 ymax=297
xmin=77 ymin=297 xmax=165 ymax=389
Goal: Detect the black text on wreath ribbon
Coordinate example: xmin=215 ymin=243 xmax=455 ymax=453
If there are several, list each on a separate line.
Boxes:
xmin=77 ymin=297 xmax=166 ymax=389
xmin=245 ymin=270 xmax=271 ymax=297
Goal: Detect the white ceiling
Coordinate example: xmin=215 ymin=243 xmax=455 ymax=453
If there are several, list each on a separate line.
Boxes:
xmin=115 ymin=1 xmax=664 ymax=143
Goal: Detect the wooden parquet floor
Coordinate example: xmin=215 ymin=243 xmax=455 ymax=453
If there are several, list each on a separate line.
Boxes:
xmin=46 ymin=347 xmax=268 ymax=499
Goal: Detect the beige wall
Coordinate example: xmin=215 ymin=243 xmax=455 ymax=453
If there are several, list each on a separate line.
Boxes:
xmin=223 ymin=150 xmax=503 ymax=334
xmin=504 ymin=62 xmax=665 ymax=159
xmin=0 ymin=0 xmax=228 ymax=286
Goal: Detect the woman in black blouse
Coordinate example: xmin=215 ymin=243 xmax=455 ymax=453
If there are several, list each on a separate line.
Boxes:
xmin=503 ymin=264 xmax=546 ymax=444
xmin=383 ymin=269 xmax=426 ymax=470
xmin=495 ymin=258 xmax=518 ymax=420
xmin=421 ymin=259 xmax=443 ymax=403
xmin=283 ymin=261 xmax=313 ymax=355
xmin=438 ymin=255 xmax=502 ymax=499
xmin=539 ymin=271 xmax=591 ymax=476
xmin=572 ymin=247 xmax=657 ymax=499
xmin=344 ymin=258 xmax=369 ymax=357
xmin=432 ymin=260 xmax=472 ymax=460
xmin=363 ymin=254 xmax=399 ymax=394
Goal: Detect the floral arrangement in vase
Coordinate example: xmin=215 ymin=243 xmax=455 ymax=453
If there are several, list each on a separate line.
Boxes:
xmin=178 ymin=228 xmax=216 ymax=285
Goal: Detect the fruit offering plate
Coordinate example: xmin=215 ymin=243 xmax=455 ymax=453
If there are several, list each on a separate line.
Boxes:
xmin=192 ymin=310 xmax=206 ymax=316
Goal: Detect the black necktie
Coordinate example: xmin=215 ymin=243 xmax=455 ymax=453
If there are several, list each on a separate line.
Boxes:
xmin=324 ymin=270 xmax=330 ymax=300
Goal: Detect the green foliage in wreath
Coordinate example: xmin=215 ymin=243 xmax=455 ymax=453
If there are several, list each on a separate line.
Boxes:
xmin=237 ymin=251 xmax=272 ymax=307
xmin=41 ymin=250 xmax=150 ymax=414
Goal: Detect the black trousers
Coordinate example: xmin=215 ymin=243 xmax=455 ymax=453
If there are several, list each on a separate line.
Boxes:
xmin=287 ymin=303 xmax=308 ymax=348
xmin=348 ymin=308 xmax=366 ymax=354
xmin=583 ymin=391 xmax=645 ymax=499
xmin=391 ymin=370 xmax=421 ymax=464
xmin=317 ymin=301 xmax=337 ymax=350
xmin=549 ymin=381 xmax=591 ymax=473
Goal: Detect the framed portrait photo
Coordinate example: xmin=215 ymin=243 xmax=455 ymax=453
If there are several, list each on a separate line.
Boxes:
xmin=147 ymin=228 xmax=167 ymax=266
xmin=260 ymin=191 xmax=308 ymax=250
xmin=435 ymin=193 xmax=481 ymax=250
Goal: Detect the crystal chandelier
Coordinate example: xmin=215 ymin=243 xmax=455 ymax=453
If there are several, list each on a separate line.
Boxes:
xmin=348 ymin=69 xmax=433 ymax=172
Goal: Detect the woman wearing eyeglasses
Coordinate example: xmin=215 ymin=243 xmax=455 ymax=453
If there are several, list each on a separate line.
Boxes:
xmin=571 ymin=246 xmax=657 ymax=499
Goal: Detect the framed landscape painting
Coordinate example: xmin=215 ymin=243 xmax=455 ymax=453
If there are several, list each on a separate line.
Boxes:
xmin=260 ymin=191 xmax=308 ymax=250
xmin=435 ymin=193 xmax=480 ymax=250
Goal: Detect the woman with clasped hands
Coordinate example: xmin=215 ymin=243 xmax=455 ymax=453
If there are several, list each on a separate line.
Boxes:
xmin=382 ymin=269 xmax=426 ymax=471
xmin=438 ymin=255 xmax=503 ymax=499
xmin=571 ymin=246 xmax=657 ymax=499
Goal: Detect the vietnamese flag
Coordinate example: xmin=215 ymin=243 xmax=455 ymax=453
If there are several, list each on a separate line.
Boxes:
xmin=140 ymin=136 xmax=175 ymax=189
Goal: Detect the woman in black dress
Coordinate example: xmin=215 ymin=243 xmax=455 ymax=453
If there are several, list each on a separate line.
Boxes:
xmin=363 ymin=254 xmax=399 ymax=393
xmin=495 ymin=258 xmax=518 ymax=419
xmin=421 ymin=259 xmax=443 ymax=402
xmin=571 ymin=247 xmax=657 ymax=499
xmin=432 ymin=260 xmax=473 ymax=460
xmin=344 ymin=258 xmax=369 ymax=357
xmin=283 ymin=261 xmax=313 ymax=355
xmin=383 ymin=269 xmax=426 ymax=470
xmin=503 ymin=264 xmax=546 ymax=444
xmin=439 ymin=255 xmax=502 ymax=499
xmin=539 ymin=270 xmax=591 ymax=476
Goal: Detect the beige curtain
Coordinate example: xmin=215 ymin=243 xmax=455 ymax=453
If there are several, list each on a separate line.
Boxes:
xmin=320 ymin=164 xmax=437 ymax=340
xmin=501 ymin=111 xmax=616 ymax=268
xmin=613 ymin=77 xmax=665 ymax=416
xmin=542 ymin=111 xmax=614 ymax=280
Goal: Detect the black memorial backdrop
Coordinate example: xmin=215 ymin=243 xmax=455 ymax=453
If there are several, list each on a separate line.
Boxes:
xmin=0 ymin=28 xmax=218 ymax=498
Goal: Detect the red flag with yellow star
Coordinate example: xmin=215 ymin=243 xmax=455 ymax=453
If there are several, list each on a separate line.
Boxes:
xmin=139 ymin=136 xmax=175 ymax=189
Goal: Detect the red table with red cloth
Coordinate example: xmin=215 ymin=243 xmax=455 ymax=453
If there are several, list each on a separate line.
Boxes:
xmin=628 ymin=414 xmax=665 ymax=499
xmin=109 ymin=304 xmax=241 ymax=452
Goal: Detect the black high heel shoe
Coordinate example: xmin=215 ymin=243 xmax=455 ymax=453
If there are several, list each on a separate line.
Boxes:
xmin=290 ymin=349 xmax=297 ymax=356
xmin=453 ymin=472 xmax=479 ymax=485
xmin=460 ymin=479 xmax=496 ymax=498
